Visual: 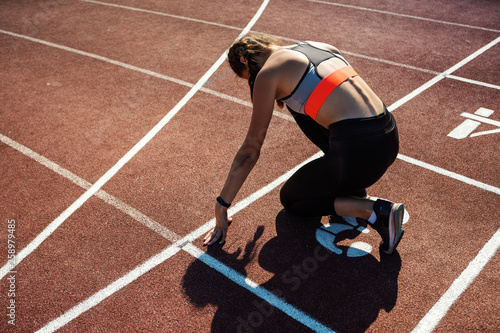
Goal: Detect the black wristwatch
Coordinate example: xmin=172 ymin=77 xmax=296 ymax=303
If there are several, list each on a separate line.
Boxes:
xmin=216 ymin=196 xmax=231 ymax=208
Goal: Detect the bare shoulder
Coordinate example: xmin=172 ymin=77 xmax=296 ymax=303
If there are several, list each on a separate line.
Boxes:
xmin=304 ymin=41 xmax=341 ymax=53
xmin=261 ymin=46 xmax=308 ymax=74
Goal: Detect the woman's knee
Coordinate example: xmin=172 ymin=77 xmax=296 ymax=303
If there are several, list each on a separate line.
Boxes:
xmin=279 ymin=185 xmax=303 ymax=215
xmin=279 ymin=186 xmax=292 ymax=210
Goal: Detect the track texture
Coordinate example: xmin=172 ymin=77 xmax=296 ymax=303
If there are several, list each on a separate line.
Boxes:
xmin=0 ymin=0 xmax=499 ymax=332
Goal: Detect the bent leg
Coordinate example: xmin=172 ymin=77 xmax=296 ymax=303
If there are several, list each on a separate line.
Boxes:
xmin=334 ymin=196 xmax=374 ymax=220
xmin=280 ymin=156 xmax=337 ymax=216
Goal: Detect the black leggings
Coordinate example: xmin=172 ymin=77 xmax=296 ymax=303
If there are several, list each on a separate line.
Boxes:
xmin=280 ymin=108 xmax=399 ymax=217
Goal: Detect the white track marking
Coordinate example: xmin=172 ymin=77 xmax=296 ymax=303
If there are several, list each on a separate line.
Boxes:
xmin=36 ymin=152 xmax=328 ymax=333
xmin=341 ymin=50 xmax=440 ymax=75
xmin=0 ymin=0 xmax=271 ymax=280
xmin=446 ymin=75 xmax=500 ymax=90
xmin=398 ymin=154 xmax=500 ymax=194
xmin=412 ymin=229 xmax=500 ymax=333
xmin=178 ymin=152 xmax=324 ymax=246
xmin=1 ymin=1 xmax=498 ymax=331
xmin=0 ymin=133 xmax=93 ymax=191
xmin=183 ymin=243 xmax=336 ymax=333
xmin=0 ymin=29 xmax=293 ymax=120
xmin=388 ymin=36 xmax=500 ymax=111
xmin=77 ymin=0 xmax=498 ymax=89
xmin=447 ymin=120 xmax=481 ymax=140
xmin=0 ymin=133 xmax=182 ymax=242
xmin=80 ymin=0 xmax=242 ymax=32
xmin=387 ymin=76 xmax=443 ymax=112
xmin=0 ymin=31 xmax=493 ymax=106
xmin=460 ymin=113 xmax=500 ymax=128
xmin=446 ymin=37 xmax=500 ymax=74
xmin=36 ymin=244 xmax=183 ymax=333
xmin=84 ymin=0 xmax=500 ymax=34
xmin=1 ymin=18 xmax=498 ymax=282
xmin=306 ymin=0 xmax=500 ymax=33
xmin=95 ymin=191 xmax=181 ymax=241
xmin=0 ymin=29 xmax=194 ymax=86
xmin=397 ymin=154 xmax=500 ymax=195
xmin=470 ymin=128 xmax=500 ymax=137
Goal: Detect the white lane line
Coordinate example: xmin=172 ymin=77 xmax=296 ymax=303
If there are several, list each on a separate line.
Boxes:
xmin=341 ymin=50 xmax=440 ymax=75
xmin=470 ymin=128 xmax=500 ymax=138
xmin=397 ymin=154 xmax=500 ymax=195
xmin=84 ymin=0 xmax=500 ymax=35
xmin=79 ymin=0 xmax=242 ymax=32
xmin=1 ymin=29 xmax=493 ymax=110
xmin=35 ymin=244 xmax=183 ymax=333
xmin=78 ymin=0 xmax=499 ymax=90
xmin=183 ymin=243 xmax=336 ymax=333
xmin=0 ymin=28 xmax=292 ymax=120
xmin=0 ymin=133 xmax=92 ymax=191
xmin=0 ymin=7 xmax=496 ymax=260
xmin=460 ymin=113 xmax=500 ymax=128
xmin=0 ymin=30 xmax=497 ymax=263
xmin=446 ymin=75 xmax=500 ymax=91
xmin=446 ymin=37 xmax=500 ymax=74
xmin=412 ymin=228 xmax=500 ymax=333
xmin=2 ymin=3 xmax=498 ymax=330
xmin=388 ymin=36 xmax=500 ymax=111
xmin=9 ymin=125 xmax=495 ymax=333
xmin=0 ymin=133 xmax=181 ymax=242
xmin=178 ymin=152 xmax=324 ymax=245
xmin=36 ymin=152 xmax=327 ymax=333
xmin=95 ymin=191 xmax=181 ymax=241
xmin=0 ymin=29 xmax=195 ymax=87
xmin=387 ymin=75 xmax=443 ymax=112
xmin=0 ymin=0 xmax=271 ymax=281
xmin=306 ymin=0 xmax=500 ymax=33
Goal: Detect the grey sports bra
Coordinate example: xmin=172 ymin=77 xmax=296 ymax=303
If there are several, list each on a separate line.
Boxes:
xmin=278 ymin=42 xmax=351 ymax=115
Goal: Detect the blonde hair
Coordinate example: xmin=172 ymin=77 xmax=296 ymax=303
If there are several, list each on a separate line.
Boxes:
xmin=228 ymin=34 xmax=283 ymax=107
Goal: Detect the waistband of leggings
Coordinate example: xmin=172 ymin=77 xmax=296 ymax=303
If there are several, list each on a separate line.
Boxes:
xmin=328 ymin=108 xmax=395 ymax=139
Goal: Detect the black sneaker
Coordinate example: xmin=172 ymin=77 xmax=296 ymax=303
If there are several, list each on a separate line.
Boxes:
xmin=372 ymin=199 xmax=405 ymax=254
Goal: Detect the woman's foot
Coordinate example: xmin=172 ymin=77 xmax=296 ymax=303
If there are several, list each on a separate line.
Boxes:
xmin=371 ymin=199 xmax=405 ymax=254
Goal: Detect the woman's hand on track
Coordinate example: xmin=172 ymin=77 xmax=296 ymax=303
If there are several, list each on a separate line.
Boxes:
xmin=203 ymin=204 xmax=232 ymax=246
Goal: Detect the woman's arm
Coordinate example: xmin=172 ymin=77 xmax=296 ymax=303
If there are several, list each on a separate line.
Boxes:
xmin=204 ymin=69 xmax=278 ymax=246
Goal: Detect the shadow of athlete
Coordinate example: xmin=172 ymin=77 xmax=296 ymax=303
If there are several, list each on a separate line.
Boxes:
xmin=182 ymin=226 xmax=293 ymax=332
xmin=182 ymin=211 xmax=401 ymax=333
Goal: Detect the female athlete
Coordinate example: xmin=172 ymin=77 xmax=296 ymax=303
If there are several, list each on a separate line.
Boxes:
xmin=204 ymin=34 xmax=405 ymax=254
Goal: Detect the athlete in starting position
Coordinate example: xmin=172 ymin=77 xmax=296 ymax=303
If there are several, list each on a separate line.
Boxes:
xmin=204 ymin=34 xmax=405 ymax=254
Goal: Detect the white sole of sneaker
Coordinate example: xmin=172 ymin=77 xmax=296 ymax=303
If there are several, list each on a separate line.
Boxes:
xmin=385 ymin=203 xmax=405 ymax=254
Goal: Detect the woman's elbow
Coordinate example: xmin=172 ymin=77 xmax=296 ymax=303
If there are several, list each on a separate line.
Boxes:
xmin=240 ymin=139 xmax=262 ymax=162
xmin=240 ymin=148 xmax=260 ymax=165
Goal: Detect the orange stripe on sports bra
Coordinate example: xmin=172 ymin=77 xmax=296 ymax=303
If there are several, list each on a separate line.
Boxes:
xmin=304 ymin=66 xmax=359 ymax=120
